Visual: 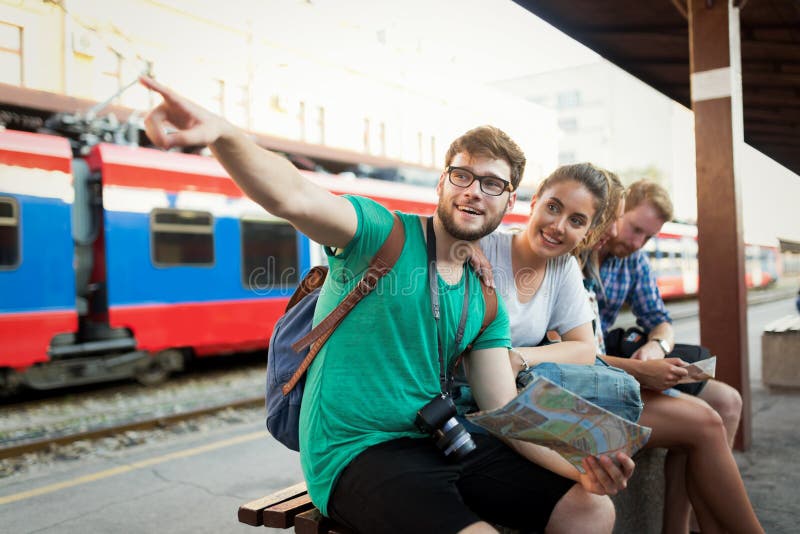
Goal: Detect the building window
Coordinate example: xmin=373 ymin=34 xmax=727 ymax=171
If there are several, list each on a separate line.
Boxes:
xmin=270 ymin=94 xmax=288 ymax=113
xmin=232 ymin=84 xmax=251 ymax=128
xmin=557 ymin=90 xmax=581 ymax=109
xmin=557 ymin=117 xmax=578 ymax=132
xmin=378 ymin=121 xmax=386 ymax=156
xmin=363 ymin=118 xmax=371 ymax=152
xmin=241 ymin=219 xmax=299 ymax=289
xmin=0 ymin=197 xmax=20 ymax=269
xmin=150 ymin=209 xmax=214 ymax=266
xmin=314 ymin=105 xmax=325 ymax=145
xmin=213 ymin=79 xmax=226 ymax=116
xmin=0 ymin=22 xmax=22 ymax=86
xmin=297 ymin=100 xmax=306 ymax=140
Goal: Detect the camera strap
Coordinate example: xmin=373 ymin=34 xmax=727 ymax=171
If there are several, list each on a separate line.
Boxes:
xmin=426 ymin=216 xmax=470 ymax=395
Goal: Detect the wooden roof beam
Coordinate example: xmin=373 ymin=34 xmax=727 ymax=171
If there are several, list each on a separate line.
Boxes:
xmin=745 ymin=108 xmax=800 ymax=123
xmin=671 ymin=0 xmax=688 ymax=19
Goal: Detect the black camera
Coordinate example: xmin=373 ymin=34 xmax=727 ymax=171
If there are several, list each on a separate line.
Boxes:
xmin=415 ymin=394 xmax=476 ymax=460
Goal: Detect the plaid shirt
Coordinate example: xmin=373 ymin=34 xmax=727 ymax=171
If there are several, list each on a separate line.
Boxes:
xmin=597 ymin=250 xmax=671 ymax=334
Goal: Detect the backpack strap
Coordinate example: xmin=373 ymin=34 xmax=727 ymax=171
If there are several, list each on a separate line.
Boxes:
xmin=285 ymin=265 xmax=329 ymax=311
xmin=445 ymin=277 xmax=499 ymax=389
xmin=462 ymin=280 xmax=498 ymax=355
xmin=281 ymin=213 xmax=405 ymax=395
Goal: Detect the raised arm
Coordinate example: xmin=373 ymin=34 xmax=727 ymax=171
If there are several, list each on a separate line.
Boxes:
xmin=467 ymin=347 xmax=634 ymax=495
xmin=140 ymin=76 xmax=357 ymax=248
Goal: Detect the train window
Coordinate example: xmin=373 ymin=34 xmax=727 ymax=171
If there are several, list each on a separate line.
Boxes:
xmin=150 ymin=209 xmax=214 ymax=266
xmin=241 ymin=219 xmax=299 ymax=289
xmin=0 ymin=197 xmax=20 ymax=269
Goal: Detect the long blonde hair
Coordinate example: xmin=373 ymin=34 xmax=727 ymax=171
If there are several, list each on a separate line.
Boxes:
xmin=574 ymin=168 xmax=624 ymax=292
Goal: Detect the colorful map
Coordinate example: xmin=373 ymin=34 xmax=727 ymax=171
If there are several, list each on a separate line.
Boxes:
xmin=467 ymin=376 xmax=652 ymax=473
xmin=678 ymin=356 xmax=716 ymax=384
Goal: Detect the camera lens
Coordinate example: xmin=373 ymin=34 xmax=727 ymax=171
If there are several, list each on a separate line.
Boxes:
xmin=434 ymin=417 xmax=476 ymax=460
xmin=416 ymin=394 xmax=477 ymax=461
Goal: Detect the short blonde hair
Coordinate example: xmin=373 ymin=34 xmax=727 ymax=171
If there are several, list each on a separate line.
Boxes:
xmin=625 ymin=179 xmax=673 ymax=222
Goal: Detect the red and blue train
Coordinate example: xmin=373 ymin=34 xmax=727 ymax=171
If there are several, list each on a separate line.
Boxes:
xmin=0 ymin=127 xmax=530 ymax=394
xmin=643 ymin=221 xmax=779 ymax=299
xmin=0 ymin=127 xmax=779 ymax=394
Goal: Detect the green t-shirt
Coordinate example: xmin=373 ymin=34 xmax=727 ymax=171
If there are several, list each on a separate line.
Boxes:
xmin=298 ymin=196 xmax=511 ymax=516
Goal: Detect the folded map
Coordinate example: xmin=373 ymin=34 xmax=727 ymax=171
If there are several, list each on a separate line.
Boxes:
xmin=467 ymin=376 xmax=652 ymax=473
xmin=678 ymin=356 xmax=716 ymax=384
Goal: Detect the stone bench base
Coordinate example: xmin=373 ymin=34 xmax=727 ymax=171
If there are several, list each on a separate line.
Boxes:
xmin=612 ymin=448 xmax=666 ymax=534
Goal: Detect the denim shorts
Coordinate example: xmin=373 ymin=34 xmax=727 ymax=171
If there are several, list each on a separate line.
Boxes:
xmin=517 ymin=357 xmax=644 ymax=423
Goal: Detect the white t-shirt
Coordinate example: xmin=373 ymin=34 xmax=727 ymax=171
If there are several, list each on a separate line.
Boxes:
xmin=480 ymin=231 xmax=594 ymax=347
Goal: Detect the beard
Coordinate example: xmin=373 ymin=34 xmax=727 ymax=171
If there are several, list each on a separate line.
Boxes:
xmin=606 ymin=238 xmax=634 ymax=258
xmin=436 ymin=201 xmax=506 ymax=242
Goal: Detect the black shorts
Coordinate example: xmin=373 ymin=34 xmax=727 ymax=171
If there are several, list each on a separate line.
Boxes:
xmin=327 ymin=434 xmax=575 ymax=534
xmin=604 ymin=327 xmax=709 ymax=396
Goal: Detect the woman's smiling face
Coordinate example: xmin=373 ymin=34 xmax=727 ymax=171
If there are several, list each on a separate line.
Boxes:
xmin=525 ymin=179 xmax=598 ymax=258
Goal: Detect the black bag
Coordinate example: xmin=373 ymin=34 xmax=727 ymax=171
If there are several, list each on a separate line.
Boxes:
xmin=604 ymin=327 xmax=710 ymax=396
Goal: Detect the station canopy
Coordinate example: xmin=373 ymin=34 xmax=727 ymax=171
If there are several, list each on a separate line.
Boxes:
xmin=514 ymin=0 xmax=800 ymax=176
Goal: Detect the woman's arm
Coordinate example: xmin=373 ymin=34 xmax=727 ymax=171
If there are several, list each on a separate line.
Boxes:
xmin=509 ymin=322 xmax=596 ymax=373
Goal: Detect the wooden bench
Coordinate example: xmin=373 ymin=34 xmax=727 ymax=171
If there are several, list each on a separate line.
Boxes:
xmin=762 ymin=314 xmax=800 ymax=388
xmin=240 ymin=449 xmax=669 ymax=534
xmin=238 ymin=482 xmax=352 ymax=533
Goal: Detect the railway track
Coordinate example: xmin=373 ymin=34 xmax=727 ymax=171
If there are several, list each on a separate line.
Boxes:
xmin=0 ymin=360 xmax=267 ymax=474
xmin=0 ymin=395 xmax=264 ymax=460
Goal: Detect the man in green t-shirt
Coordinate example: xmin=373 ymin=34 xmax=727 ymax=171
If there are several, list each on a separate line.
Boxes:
xmin=141 ymin=76 xmax=634 ymax=534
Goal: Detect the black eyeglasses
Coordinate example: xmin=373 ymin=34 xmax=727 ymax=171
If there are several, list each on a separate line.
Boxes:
xmin=446 ymin=166 xmax=514 ymax=196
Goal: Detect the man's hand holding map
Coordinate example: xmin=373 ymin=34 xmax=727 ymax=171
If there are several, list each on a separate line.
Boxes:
xmin=677 ymin=356 xmax=716 ymax=384
xmin=467 ymin=376 xmax=652 ymax=473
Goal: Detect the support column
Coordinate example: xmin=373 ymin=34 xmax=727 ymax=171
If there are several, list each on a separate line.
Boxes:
xmin=689 ymin=0 xmax=750 ymax=450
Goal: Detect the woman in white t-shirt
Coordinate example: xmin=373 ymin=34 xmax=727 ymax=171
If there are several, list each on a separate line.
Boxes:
xmin=480 ymin=163 xmax=608 ymax=371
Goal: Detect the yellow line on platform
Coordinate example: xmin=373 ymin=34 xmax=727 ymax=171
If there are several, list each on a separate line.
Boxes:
xmin=0 ymin=431 xmax=263 ymax=505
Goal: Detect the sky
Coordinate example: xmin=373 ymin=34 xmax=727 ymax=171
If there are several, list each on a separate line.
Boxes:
xmin=155 ymin=0 xmax=602 ymax=88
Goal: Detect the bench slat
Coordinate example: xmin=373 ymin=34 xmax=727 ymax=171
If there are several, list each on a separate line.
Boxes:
xmin=237 ymin=481 xmax=308 ymax=526
xmin=294 ymin=507 xmax=353 ymax=534
xmin=263 ymin=493 xmax=315 ymax=529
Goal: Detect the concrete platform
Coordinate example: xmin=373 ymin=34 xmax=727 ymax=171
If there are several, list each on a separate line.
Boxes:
xmin=0 ymin=296 xmax=798 ymax=533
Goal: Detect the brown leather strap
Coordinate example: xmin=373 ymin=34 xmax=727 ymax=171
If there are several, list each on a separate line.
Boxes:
xmin=281 ymin=214 xmax=405 ymax=395
xmin=480 ymin=282 xmax=498 ymax=331
xmin=462 ymin=279 xmax=498 ymax=355
xmin=286 ymin=266 xmax=329 ymax=311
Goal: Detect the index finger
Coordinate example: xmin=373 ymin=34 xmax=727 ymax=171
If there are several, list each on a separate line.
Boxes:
xmin=666 ymin=357 xmax=689 ymax=367
xmin=140 ymin=75 xmax=177 ymax=102
xmin=671 ymin=365 xmax=689 ymax=377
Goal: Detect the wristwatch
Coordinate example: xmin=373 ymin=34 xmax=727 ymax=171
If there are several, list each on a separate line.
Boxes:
xmin=652 ymin=338 xmax=671 ymax=355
